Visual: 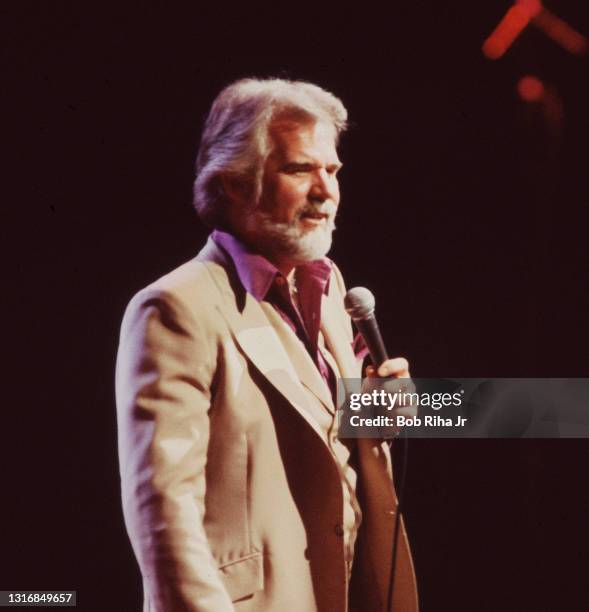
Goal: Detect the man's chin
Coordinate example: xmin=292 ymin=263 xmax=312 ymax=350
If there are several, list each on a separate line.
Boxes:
xmin=288 ymin=228 xmax=334 ymax=262
xmin=241 ymin=214 xmax=335 ymax=263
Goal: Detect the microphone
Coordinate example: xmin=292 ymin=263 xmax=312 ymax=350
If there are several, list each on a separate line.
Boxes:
xmin=344 ymin=287 xmax=388 ymax=369
xmin=345 ymin=286 xmax=404 ymax=612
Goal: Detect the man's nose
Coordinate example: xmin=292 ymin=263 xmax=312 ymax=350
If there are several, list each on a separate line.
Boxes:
xmin=309 ymin=169 xmax=336 ymax=202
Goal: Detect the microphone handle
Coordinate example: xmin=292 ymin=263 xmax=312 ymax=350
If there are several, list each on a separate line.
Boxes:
xmin=355 ymin=314 xmax=389 ymax=368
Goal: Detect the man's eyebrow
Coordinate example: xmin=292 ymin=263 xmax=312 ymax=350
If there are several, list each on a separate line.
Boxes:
xmin=281 ymin=160 xmax=343 ymax=170
xmin=282 ymin=160 xmax=316 ymax=168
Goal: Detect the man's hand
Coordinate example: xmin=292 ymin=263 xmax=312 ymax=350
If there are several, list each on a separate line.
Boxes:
xmin=363 ymin=358 xmax=418 ymax=436
xmin=365 ymin=357 xmax=410 ymax=380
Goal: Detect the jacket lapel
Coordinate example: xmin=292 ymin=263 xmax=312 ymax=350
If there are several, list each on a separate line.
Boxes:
xmin=260 ymin=302 xmax=335 ymax=415
xmin=195 ymin=239 xmax=331 ymax=442
xmin=321 ymin=279 xmax=362 ymax=381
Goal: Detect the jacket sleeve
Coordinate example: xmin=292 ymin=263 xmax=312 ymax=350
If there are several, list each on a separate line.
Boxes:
xmin=115 ymin=287 xmax=234 ymax=612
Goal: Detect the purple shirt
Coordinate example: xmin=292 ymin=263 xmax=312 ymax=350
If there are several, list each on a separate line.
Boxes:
xmin=212 ymin=230 xmax=338 ymax=396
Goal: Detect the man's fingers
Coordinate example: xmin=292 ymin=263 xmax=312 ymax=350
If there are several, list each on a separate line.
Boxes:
xmin=365 ymin=358 xmax=410 ymax=378
xmin=377 ymin=357 xmax=410 ymax=378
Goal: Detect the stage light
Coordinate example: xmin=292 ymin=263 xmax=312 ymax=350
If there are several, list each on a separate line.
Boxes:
xmin=483 ymin=0 xmax=587 ymax=59
xmin=517 ymin=75 xmax=545 ymax=102
xmin=482 ymin=2 xmax=541 ymax=60
xmin=534 ymin=9 xmax=588 ymax=55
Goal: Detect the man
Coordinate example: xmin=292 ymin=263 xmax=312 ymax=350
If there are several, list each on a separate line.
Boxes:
xmin=116 ymin=78 xmax=418 ymax=611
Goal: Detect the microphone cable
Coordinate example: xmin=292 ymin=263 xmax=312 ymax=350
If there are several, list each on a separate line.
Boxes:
xmin=386 ymin=427 xmax=409 ymax=612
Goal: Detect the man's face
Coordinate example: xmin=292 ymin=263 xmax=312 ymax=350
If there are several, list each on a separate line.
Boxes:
xmin=240 ymin=119 xmax=342 ymax=266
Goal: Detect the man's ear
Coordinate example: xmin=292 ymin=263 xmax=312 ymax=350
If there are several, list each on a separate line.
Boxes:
xmin=220 ymin=174 xmax=253 ymax=207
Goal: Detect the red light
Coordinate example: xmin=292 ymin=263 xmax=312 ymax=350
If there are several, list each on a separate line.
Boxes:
xmin=517 ymin=75 xmax=545 ymax=101
xmin=516 ymin=0 xmax=543 ymax=19
xmin=483 ymin=5 xmax=534 ymax=60
xmin=483 ymin=0 xmax=587 ymax=60
xmin=534 ymin=9 xmax=588 ymax=55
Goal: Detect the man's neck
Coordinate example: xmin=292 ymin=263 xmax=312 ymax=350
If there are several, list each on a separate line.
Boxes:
xmin=230 ymin=230 xmax=298 ymax=277
xmin=273 ymin=259 xmax=296 ymax=279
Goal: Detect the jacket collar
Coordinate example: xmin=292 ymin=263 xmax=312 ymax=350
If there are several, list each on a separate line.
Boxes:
xmin=211 ymin=229 xmax=332 ymax=300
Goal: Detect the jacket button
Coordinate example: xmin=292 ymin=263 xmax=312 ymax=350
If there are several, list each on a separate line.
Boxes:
xmin=334 ymin=524 xmax=344 ymax=537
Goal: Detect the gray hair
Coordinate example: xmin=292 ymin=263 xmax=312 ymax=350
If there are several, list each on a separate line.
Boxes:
xmin=193 ymin=77 xmax=348 ymax=229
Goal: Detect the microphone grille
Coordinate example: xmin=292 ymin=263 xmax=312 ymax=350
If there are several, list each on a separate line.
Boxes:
xmin=344 ymin=287 xmax=375 ymax=320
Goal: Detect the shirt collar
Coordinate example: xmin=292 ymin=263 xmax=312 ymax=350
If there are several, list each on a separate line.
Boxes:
xmin=212 ymin=229 xmax=332 ymax=301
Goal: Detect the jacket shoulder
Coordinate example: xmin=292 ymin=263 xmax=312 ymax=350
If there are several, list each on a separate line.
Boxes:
xmin=120 ymin=255 xmax=231 ymax=341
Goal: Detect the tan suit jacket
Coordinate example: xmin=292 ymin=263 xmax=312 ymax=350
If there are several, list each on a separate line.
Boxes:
xmin=115 ymin=237 xmax=418 ymax=611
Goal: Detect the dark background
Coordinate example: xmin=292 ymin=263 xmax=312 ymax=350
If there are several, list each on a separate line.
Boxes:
xmin=5 ymin=2 xmax=589 ymax=610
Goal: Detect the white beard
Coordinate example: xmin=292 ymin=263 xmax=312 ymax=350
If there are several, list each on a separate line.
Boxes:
xmin=241 ymin=204 xmax=337 ymax=265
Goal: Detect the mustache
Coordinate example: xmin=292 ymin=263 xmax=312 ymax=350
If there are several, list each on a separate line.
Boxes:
xmin=297 ymin=202 xmax=337 ymax=218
